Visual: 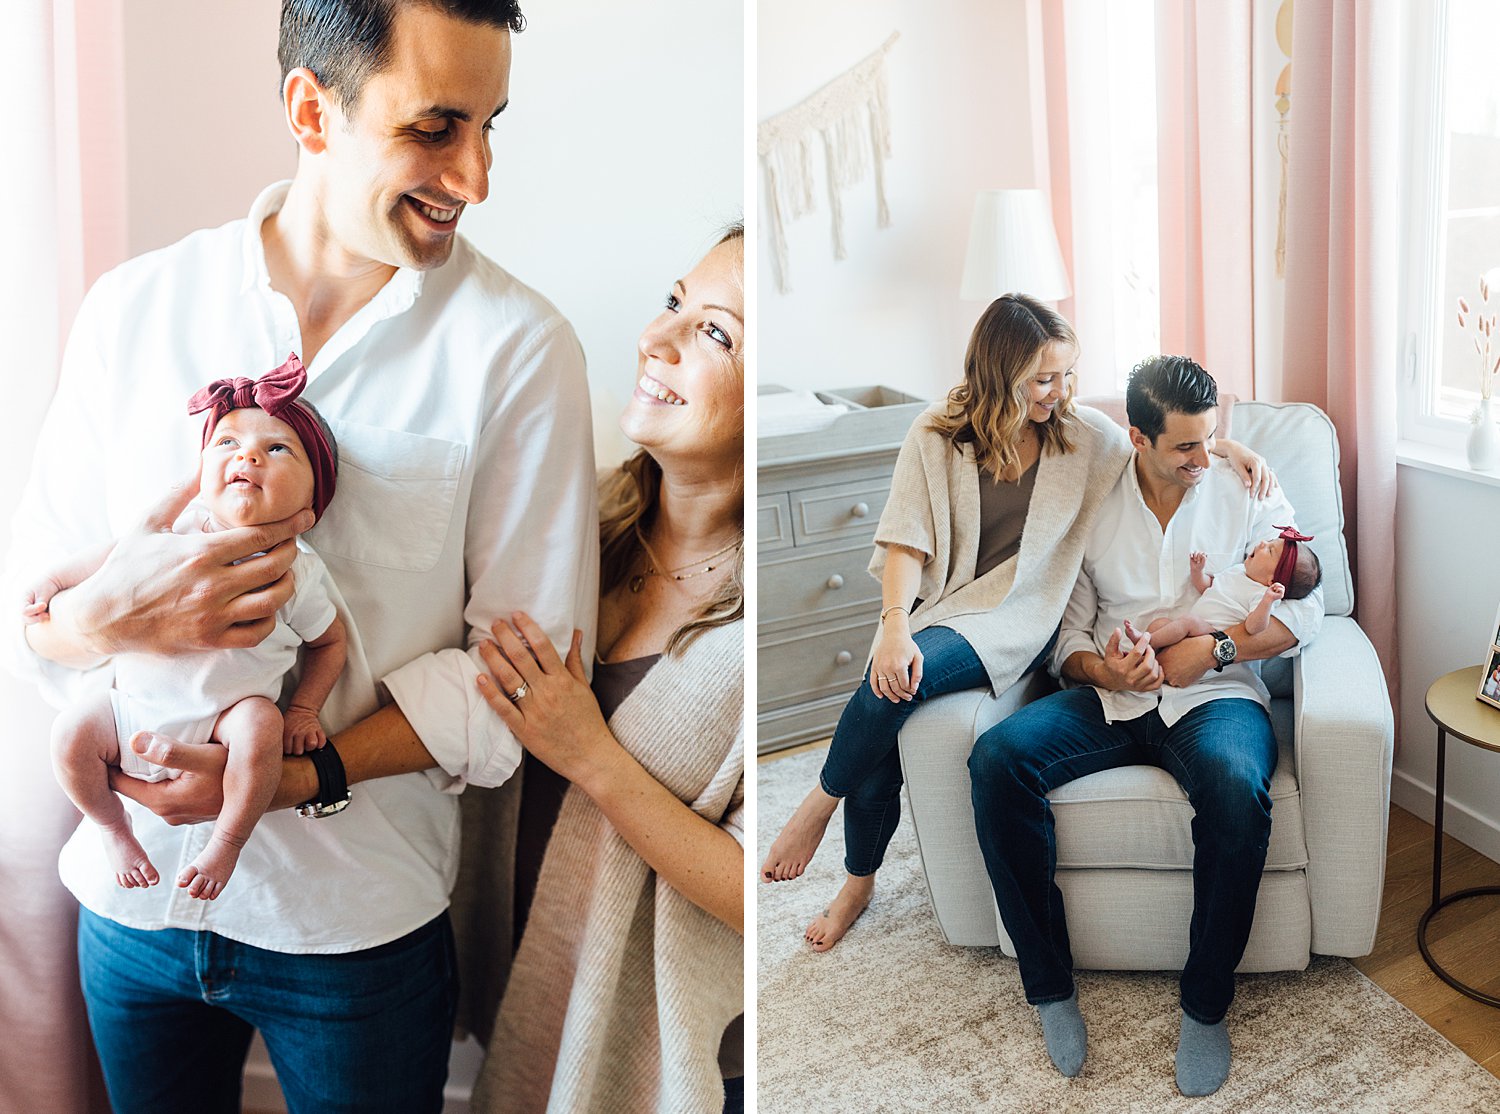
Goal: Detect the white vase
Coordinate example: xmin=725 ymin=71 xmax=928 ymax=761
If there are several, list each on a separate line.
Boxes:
xmin=1468 ymin=397 xmax=1500 ymax=471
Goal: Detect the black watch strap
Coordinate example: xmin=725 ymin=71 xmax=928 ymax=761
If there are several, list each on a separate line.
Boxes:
xmin=296 ymin=740 xmax=351 ymax=818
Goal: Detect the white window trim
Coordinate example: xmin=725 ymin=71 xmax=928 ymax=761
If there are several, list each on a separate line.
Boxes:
xmin=1396 ymin=0 xmax=1456 ymax=451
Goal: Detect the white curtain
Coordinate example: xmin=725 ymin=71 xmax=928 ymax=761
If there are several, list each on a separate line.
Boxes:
xmin=0 ymin=2 xmax=123 ymax=1111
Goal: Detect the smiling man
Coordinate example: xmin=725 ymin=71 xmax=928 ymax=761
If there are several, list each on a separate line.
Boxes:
xmin=966 ymin=355 xmax=1324 ymax=1097
xmin=4 ymin=3 xmax=597 ymax=1112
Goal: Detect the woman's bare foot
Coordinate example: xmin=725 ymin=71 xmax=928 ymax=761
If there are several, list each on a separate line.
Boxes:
xmin=176 ymin=833 xmax=245 ymax=901
xmin=98 ymin=816 xmax=158 ymax=889
xmin=761 ymin=786 xmax=839 ymax=882
xmin=805 ymin=873 xmax=874 ymax=951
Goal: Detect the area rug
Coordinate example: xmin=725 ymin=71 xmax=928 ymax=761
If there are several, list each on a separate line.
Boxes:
xmin=757 ymin=747 xmax=1500 ymax=1113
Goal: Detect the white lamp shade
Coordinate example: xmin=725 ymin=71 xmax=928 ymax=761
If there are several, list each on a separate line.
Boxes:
xmin=959 ymin=188 xmax=1072 ymax=302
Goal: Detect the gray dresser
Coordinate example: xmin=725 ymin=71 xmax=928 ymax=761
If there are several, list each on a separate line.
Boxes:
xmin=757 ymin=386 xmax=927 ymax=754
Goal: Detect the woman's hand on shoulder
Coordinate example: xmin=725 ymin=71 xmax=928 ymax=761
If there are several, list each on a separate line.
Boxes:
xmin=476 ymin=612 xmax=614 ymax=786
xmin=870 ymin=620 xmax=922 ymax=702
xmin=1216 ymin=438 xmax=1278 ymax=499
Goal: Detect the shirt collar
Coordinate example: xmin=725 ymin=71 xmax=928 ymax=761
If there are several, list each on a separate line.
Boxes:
xmin=1125 ymin=452 xmax=1203 ymax=516
xmin=238 ymin=180 xmax=426 ymax=312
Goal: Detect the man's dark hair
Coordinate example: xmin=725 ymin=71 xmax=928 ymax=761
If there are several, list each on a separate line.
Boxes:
xmin=1285 ymin=545 xmax=1323 ymax=601
xmin=1125 ymin=355 xmax=1218 ymax=443
xmin=279 ymin=1 xmax=525 ymax=110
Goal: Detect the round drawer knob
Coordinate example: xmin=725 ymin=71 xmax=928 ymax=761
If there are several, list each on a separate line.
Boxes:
xmin=835 ymin=650 xmax=854 ymax=666
xmin=826 ymin=574 xmax=845 ymax=590
xmin=850 ymin=502 xmax=870 ymax=518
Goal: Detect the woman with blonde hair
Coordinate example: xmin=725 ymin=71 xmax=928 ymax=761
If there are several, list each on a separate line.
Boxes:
xmin=761 ymin=293 xmax=1272 ymax=952
xmin=468 ymin=226 xmax=745 ymax=1113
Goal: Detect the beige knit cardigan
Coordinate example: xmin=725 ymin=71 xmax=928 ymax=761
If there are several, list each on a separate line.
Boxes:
xmin=870 ymin=403 xmax=1132 ymax=692
xmin=470 ymin=619 xmax=744 ymax=1114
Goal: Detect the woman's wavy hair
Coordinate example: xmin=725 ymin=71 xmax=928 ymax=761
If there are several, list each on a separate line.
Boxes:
xmin=930 ymin=293 xmax=1080 ymax=477
xmin=598 ymin=223 xmax=744 ymax=655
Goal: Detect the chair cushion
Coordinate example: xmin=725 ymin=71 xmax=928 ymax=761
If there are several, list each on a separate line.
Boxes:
xmin=1048 ymin=698 xmax=1308 ymax=872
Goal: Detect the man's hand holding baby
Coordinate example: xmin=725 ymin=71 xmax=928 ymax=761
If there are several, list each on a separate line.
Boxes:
xmin=30 ymin=469 xmax=314 ymax=667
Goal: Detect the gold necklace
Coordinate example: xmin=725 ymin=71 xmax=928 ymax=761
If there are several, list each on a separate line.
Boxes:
xmin=628 ymin=525 xmax=741 ymax=593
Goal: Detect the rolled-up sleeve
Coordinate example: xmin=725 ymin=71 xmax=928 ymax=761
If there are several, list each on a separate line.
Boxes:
xmin=383 ymin=317 xmax=600 ymax=790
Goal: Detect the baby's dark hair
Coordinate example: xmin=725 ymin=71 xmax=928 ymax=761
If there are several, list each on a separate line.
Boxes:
xmin=295 ymin=398 xmax=339 ymax=476
xmin=1284 ymin=545 xmax=1322 ymax=600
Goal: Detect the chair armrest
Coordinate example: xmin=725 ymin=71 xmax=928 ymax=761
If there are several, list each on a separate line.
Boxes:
xmin=897 ymin=670 xmax=1056 ymax=945
xmin=1293 ymin=615 xmax=1395 ymax=956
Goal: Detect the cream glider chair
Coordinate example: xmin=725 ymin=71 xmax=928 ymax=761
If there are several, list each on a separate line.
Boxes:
xmin=896 ymin=400 xmax=1394 ymax=969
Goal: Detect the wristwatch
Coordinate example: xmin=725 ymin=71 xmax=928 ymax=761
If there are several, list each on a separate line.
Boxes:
xmin=295 ymin=741 xmax=352 ymax=818
xmin=1209 ymin=629 xmax=1237 ymax=672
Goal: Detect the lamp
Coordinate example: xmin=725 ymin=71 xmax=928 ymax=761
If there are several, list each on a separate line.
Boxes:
xmin=959 ymin=188 xmax=1071 ymax=302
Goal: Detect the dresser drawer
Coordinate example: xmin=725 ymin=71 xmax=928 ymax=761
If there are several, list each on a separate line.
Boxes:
xmin=759 ymin=542 xmax=881 ymax=627
xmin=790 ymin=478 xmax=890 ymax=546
xmin=758 ymin=493 xmax=793 ymax=553
xmin=758 ymin=618 xmax=874 ymax=711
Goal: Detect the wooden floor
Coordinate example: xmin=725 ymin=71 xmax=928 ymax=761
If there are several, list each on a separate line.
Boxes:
xmin=760 ymin=742 xmax=1500 ymax=1080
xmin=1352 ymin=803 xmax=1500 ymax=1079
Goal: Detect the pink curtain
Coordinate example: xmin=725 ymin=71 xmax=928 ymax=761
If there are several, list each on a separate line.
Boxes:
xmin=1279 ymin=0 xmax=1400 ymax=704
xmin=1155 ymin=0 xmax=1257 ymax=401
xmin=1 ymin=3 xmax=126 ymax=1112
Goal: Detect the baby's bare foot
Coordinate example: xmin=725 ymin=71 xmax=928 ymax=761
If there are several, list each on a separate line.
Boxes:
xmin=98 ymin=818 xmax=158 ymax=889
xmin=805 ymin=874 xmax=874 ymax=952
xmin=177 ymin=834 xmax=245 ymax=901
xmin=761 ymin=786 xmax=839 ymax=882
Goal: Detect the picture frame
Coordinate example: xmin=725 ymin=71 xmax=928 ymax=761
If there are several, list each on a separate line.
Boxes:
xmin=1479 ymin=602 xmax=1500 ymax=710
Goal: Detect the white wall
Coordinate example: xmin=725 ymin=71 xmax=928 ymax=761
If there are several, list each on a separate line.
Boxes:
xmin=1393 ymin=464 xmax=1500 ymax=865
xmin=757 ymin=0 xmax=1036 ymax=405
xmin=120 ymin=1 xmax=742 ymax=467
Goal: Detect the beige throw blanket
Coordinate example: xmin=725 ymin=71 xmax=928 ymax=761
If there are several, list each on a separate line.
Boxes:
xmin=471 ymin=620 xmax=744 ymax=1114
xmin=871 ymin=404 xmax=1132 ymax=691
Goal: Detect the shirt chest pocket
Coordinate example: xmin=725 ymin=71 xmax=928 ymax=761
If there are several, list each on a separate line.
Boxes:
xmin=305 ymin=420 xmax=467 ymax=572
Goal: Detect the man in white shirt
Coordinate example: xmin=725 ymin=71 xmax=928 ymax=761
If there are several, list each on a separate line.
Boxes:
xmin=4 ymin=3 xmax=597 ymax=1112
xmin=967 ymin=356 xmax=1323 ymax=1098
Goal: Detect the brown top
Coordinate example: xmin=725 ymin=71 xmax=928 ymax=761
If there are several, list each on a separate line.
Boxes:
xmin=1426 ymin=665 xmax=1500 ymax=753
xmin=975 ymin=458 xmax=1039 ymax=579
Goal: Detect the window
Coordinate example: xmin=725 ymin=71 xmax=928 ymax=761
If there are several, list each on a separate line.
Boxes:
xmin=1400 ymin=0 xmax=1500 ymax=446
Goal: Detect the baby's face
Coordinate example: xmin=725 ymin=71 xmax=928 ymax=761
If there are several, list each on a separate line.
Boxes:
xmin=1243 ymin=537 xmax=1285 ymax=586
xmin=200 ymin=408 xmax=315 ymax=528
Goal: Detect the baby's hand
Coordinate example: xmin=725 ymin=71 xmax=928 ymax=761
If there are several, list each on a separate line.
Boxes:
xmin=20 ymin=576 xmax=64 ymax=624
xmin=282 ymin=706 xmax=328 ymax=755
xmin=1267 ymin=582 xmax=1286 ymax=600
xmin=1189 ymin=551 xmax=1207 ymax=571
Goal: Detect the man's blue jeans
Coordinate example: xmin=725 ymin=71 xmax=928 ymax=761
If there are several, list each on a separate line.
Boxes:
xmin=967 ymin=688 xmax=1277 ymax=1024
xmin=78 ymin=907 xmax=459 ymax=1114
xmin=822 ymin=625 xmax=1048 ymax=878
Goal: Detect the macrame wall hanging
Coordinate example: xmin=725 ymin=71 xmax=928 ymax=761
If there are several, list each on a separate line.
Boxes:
xmin=757 ymin=32 xmax=899 ymax=294
xmin=1274 ymin=0 xmax=1292 ymax=277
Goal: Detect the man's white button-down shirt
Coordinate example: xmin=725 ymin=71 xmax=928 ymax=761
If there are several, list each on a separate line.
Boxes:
xmin=1052 ymin=455 xmax=1324 ymax=726
xmin=5 ymin=182 xmax=599 ymax=952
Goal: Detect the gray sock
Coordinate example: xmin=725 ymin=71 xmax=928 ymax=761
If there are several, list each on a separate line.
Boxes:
xmin=1036 ymin=992 xmax=1087 ymax=1077
xmin=1176 ymin=1011 xmax=1230 ymax=1096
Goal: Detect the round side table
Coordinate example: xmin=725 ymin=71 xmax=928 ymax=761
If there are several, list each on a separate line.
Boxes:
xmin=1421 ymin=665 xmax=1500 ymax=1008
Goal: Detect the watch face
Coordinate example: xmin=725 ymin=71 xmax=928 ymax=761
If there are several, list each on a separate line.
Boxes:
xmin=1215 ymin=638 xmax=1236 ymax=663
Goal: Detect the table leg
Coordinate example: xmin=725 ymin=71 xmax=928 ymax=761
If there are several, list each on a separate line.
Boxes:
xmin=1430 ymin=728 xmax=1446 ymax=907
xmin=1417 ymin=725 xmax=1500 ymax=1008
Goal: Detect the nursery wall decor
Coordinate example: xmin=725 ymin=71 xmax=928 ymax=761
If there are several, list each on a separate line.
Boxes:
xmin=757 ymin=32 xmax=899 ymax=293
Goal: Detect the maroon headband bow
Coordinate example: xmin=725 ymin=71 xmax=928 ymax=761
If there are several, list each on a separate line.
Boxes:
xmin=187 ymin=353 xmax=337 ymax=523
xmin=1272 ymin=524 xmax=1314 ymax=590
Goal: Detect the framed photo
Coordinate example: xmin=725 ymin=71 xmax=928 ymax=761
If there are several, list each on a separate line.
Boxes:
xmin=1480 ymin=603 xmax=1500 ymax=710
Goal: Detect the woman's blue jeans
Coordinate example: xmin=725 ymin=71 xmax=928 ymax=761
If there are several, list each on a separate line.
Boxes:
xmin=820 ymin=625 xmax=994 ymax=877
xmin=967 ymin=687 xmax=1277 ymax=1024
xmin=77 ymin=907 xmax=459 ymax=1114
